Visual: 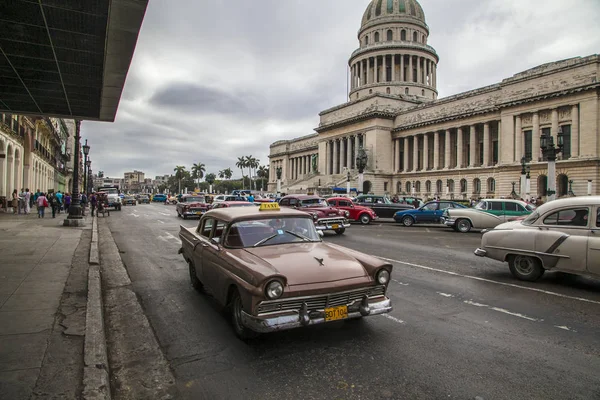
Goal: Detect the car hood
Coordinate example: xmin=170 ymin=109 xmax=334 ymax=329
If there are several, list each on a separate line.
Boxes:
xmin=492 ymin=221 xmax=522 ymax=230
xmin=300 ymin=206 xmax=342 ymax=216
xmin=243 ymin=242 xmax=367 ymax=286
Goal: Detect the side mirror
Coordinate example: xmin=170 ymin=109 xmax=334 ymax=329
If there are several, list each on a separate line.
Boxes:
xmin=317 ymin=230 xmax=324 ymax=237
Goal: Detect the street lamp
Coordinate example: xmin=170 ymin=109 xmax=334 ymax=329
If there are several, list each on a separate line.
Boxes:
xmin=64 ymin=120 xmax=84 ymax=226
xmin=87 ymin=161 xmax=92 ymax=194
xmin=540 ymin=127 xmax=564 ymax=201
xmin=82 ymin=139 xmax=90 ymax=195
xmin=525 ymin=165 xmax=531 ymax=197
xmin=85 ymin=159 xmax=91 ymax=195
xmin=568 ymin=180 xmax=575 ymax=196
xmin=520 ymin=156 xmax=529 ymax=197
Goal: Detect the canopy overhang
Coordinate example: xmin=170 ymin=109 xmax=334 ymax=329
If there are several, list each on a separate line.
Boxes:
xmin=0 ymin=0 xmax=148 ymax=122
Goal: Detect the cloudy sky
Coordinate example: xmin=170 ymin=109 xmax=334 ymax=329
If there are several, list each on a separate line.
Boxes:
xmin=81 ymin=0 xmax=600 ymax=180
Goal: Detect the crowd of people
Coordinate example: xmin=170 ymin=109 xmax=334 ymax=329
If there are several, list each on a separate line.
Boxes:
xmin=9 ymin=188 xmax=74 ymax=218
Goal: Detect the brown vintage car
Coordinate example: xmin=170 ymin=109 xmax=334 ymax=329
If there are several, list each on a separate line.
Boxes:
xmin=178 ymin=203 xmax=393 ymax=339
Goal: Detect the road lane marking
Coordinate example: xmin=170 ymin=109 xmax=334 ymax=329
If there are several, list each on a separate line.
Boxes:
xmin=160 ymin=212 xmax=170 ymax=216
xmin=464 ymin=300 xmax=488 ymax=307
xmin=165 ymin=231 xmax=182 ymax=244
xmin=131 ymin=213 xmax=140 ymax=218
xmin=378 ymin=256 xmax=600 ymax=306
xmin=490 ymin=307 xmax=540 ymax=322
xmin=381 ymin=314 xmax=405 ymax=324
xmin=437 ymin=292 xmax=454 ymax=297
xmin=157 ymin=220 xmax=165 ymax=224
xmin=554 ymin=325 xmax=577 ymax=332
xmin=392 ymin=279 xmax=409 ymax=286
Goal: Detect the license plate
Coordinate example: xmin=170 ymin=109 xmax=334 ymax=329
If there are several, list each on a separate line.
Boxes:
xmin=195 ymin=211 xmax=202 ymax=215
xmin=324 ymin=305 xmax=347 ymax=321
xmin=332 ymin=224 xmax=339 ymax=229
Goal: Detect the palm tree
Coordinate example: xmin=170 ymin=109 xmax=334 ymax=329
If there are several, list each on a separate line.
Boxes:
xmin=236 ymin=157 xmax=246 ymax=189
xmin=246 ymin=155 xmax=259 ymax=190
xmin=257 ymin=165 xmax=269 ymax=191
xmin=191 ymin=162 xmax=206 ymax=191
xmin=223 ymin=168 xmax=233 ymax=180
xmin=218 ymin=170 xmax=225 ymax=180
xmin=173 ymin=165 xmax=186 ymax=194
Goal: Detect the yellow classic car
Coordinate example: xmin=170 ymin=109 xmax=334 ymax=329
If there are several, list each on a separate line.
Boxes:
xmin=178 ymin=203 xmax=393 ymax=339
xmin=475 ymin=196 xmax=600 ymax=281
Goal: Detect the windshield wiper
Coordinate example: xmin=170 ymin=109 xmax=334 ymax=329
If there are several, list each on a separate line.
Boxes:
xmin=253 ymin=234 xmax=278 ymax=247
xmin=284 ymin=230 xmax=311 ymax=241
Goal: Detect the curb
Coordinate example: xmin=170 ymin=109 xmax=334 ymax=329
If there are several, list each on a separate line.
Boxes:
xmin=89 ymin=216 xmax=99 ymax=265
xmin=83 ymin=217 xmax=111 ymax=400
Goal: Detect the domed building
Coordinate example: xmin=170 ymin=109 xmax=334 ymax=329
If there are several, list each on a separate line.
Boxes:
xmin=268 ymin=0 xmax=600 ymax=199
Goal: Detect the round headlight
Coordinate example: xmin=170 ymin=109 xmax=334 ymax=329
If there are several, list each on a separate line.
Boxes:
xmin=376 ymin=269 xmax=390 ymax=285
xmin=265 ymin=281 xmax=284 ymax=299
xmin=312 ymin=213 xmax=318 ymax=220
xmin=344 ymin=210 xmax=350 ymax=217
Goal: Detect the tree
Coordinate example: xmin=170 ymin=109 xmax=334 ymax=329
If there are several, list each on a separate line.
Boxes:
xmin=246 ymin=155 xmax=259 ymax=190
xmin=191 ymin=162 xmax=206 ymax=190
xmin=223 ymin=168 xmax=233 ymax=180
xmin=205 ymin=173 xmax=216 ymax=192
xmin=218 ymin=170 xmax=225 ymax=180
xmin=257 ymin=165 xmax=269 ymax=191
xmin=236 ymin=157 xmax=246 ymax=189
xmin=174 ymin=165 xmax=186 ymax=194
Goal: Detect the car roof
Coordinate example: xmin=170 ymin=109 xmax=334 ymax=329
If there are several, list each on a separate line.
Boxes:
xmin=204 ymin=205 xmax=308 ymax=223
xmin=533 ymin=196 xmax=600 ymax=213
xmin=281 ymin=194 xmax=322 ymax=199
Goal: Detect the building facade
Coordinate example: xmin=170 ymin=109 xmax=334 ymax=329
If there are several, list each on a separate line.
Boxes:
xmin=1 ymin=113 xmax=74 ymax=207
xmin=268 ymin=0 xmax=599 ymax=199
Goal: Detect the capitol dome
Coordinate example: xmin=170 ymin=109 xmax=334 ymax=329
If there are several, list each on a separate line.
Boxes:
xmin=361 ymin=0 xmax=427 ymax=28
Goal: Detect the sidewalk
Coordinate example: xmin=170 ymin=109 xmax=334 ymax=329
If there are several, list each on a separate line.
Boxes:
xmin=0 ymin=211 xmax=90 ymax=399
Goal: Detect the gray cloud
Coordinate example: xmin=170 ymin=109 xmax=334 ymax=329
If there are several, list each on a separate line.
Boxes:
xmin=82 ymin=0 xmax=600 ymax=180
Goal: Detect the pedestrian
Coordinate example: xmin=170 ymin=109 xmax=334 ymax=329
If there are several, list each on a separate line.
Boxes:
xmin=536 ymin=196 xmax=544 ymax=206
xmin=24 ymin=189 xmax=31 ymax=214
xmin=49 ymin=192 xmax=59 ymax=218
xmin=248 ymin=193 xmax=255 ymax=203
xmin=64 ymin=192 xmax=71 ymax=213
xmin=18 ymin=188 xmax=26 ymax=214
xmin=11 ymin=189 xmax=19 ymax=214
xmin=81 ymin=192 xmax=87 ymax=216
xmin=37 ymin=192 xmax=48 ymax=218
xmin=55 ymin=191 xmax=63 ymax=213
xmin=90 ymin=193 xmax=98 ymax=217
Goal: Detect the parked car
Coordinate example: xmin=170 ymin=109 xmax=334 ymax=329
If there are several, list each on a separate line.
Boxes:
xmin=393 ymin=201 xmax=467 ymax=226
xmin=354 ymin=195 xmax=414 ymax=218
xmin=176 ymin=194 xmax=210 ymax=219
xmin=210 ymin=201 xmax=256 ymax=209
xmin=152 ymin=194 xmax=167 ymax=202
xmin=475 ymin=196 xmax=600 ymax=282
xmin=326 ymin=197 xmax=378 ymax=225
xmin=178 ymin=203 xmax=393 ymax=339
xmin=122 ymin=195 xmax=136 ymax=206
xmin=278 ymin=194 xmax=350 ymax=234
xmin=443 ymin=198 xmax=534 ymax=233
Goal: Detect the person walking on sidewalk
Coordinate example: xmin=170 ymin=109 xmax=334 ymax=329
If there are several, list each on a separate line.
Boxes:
xmin=48 ymin=192 xmax=59 ymax=218
xmin=11 ymin=189 xmax=18 ymax=214
xmin=81 ymin=192 xmax=87 ymax=216
xmin=64 ymin=193 xmax=71 ymax=214
xmin=37 ymin=192 xmax=48 ymax=218
xmin=24 ymin=189 xmax=31 ymax=214
xmin=90 ymin=193 xmax=97 ymax=217
xmin=18 ymin=188 xmax=26 ymax=214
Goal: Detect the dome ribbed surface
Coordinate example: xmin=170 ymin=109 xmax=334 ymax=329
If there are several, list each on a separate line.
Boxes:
xmin=361 ymin=0 xmax=426 ymax=27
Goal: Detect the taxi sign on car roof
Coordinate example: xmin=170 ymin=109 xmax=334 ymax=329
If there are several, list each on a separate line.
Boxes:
xmin=259 ymin=202 xmax=280 ymax=211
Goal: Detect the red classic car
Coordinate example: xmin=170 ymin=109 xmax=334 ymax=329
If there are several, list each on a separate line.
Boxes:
xmin=327 ymin=197 xmax=378 ymax=225
xmin=176 ymin=194 xmax=210 ymax=219
xmin=278 ymin=194 xmax=350 ymax=234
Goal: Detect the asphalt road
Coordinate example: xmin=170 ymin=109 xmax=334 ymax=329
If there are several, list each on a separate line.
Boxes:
xmin=106 ymin=202 xmax=600 ymax=400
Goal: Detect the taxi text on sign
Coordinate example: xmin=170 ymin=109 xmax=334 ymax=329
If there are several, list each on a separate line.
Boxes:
xmin=259 ymin=203 xmax=280 ymax=211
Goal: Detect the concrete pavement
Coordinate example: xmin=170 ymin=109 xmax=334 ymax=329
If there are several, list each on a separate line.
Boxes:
xmin=0 ymin=211 xmax=90 ymax=399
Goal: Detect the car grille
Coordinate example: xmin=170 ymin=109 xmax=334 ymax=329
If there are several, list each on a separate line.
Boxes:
xmin=257 ymin=285 xmax=386 ymax=315
xmin=317 ymin=217 xmax=345 ymax=224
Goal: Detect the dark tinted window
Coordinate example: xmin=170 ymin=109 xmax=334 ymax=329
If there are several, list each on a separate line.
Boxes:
xmin=504 ymin=202 xmax=519 ymax=212
xmin=279 ymin=198 xmax=289 ymax=206
xmin=490 ymin=202 xmax=503 ymax=211
xmin=199 ymin=218 xmax=214 ymax=237
xmin=289 ymin=198 xmax=298 ymax=206
xmin=439 ymin=202 xmax=453 ymax=210
xmin=543 ymin=208 xmax=589 ymax=227
xmin=338 ymin=200 xmax=352 ymax=207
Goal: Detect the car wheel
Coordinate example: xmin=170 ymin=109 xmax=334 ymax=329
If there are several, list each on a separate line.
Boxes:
xmin=456 ymin=218 xmax=471 ymax=233
xmin=402 ymin=216 xmax=415 ymax=227
xmin=335 ymin=228 xmax=346 ymax=235
xmin=359 ymin=214 xmax=371 ymax=225
xmin=508 ymin=255 xmax=545 ymax=281
xmin=188 ymin=261 xmax=203 ymax=292
xmin=230 ymin=289 xmax=259 ymax=340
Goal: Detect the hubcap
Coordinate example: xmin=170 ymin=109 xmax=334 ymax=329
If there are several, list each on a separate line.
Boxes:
xmin=515 ymin=256 xmax=534 ymax=275
xmin=233 ymin=296 xmax=244 ymax=331
xmin=458 ymin=220 xmax=469 ymax=231
xmin=403 ymin=217 xmax=412 ymax=226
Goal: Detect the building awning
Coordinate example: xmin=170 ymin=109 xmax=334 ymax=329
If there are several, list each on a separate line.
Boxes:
xmin=332 ymin=187 xmax=358 ymax=193
xmin=0 ymin=0 xmax=148 ymax=122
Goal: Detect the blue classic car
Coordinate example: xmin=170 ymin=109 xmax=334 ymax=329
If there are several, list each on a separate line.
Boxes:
xmin=393 ymin=201 xmax=467 ymax=226
xmin=152 ymin=194 xmax=168 ymax=202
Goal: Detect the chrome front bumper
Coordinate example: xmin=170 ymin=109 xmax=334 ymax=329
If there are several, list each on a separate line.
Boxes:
xmin=241 ymin=297 xmax=392 ymax=333
xmin=444 ymin=218 xmax=456 ymax=226
xmin=474 ymin=248 xmax=487 ymax=257
xmin=315 ymin=218 xmax=351 ymax=230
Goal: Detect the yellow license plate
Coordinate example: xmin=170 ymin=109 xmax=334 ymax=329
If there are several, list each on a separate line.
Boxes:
xmin=332 ymin=224 xmax=339 ymax=229
xmin=196 ymin=211 xmax=202 ymax=215
xmin=324 ymin=305 xmax=348 ymax=321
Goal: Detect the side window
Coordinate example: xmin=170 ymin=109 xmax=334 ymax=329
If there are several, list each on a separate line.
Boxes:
xmin=439 ymin=202 xmax=452 ymax=210
xmin=490 ymin=202 xmax=503 ymax=211
xmin=289 ymin=198 xmax=298 ymax=206
xmin=543 ymin=208 xmax=589 ymax=227
xmin=212 ymin=220 xmax=227 ymax=243
xmin=597 ymin=208 xmax=600 ymax=227
xmin=515 ymin=204 xmax=527 ymax=212
xmin=364 ymin=197 xmax=373 ymax=204
xmin=199 ymin=218 xmax=214 ymax=238
xmin=504 ymin=202 xmax=518 ymax=212
xmin=279 ymin=198 xmax=289 ymax=206
xmin=339 ymin=200 xmax=351 ymax=207
xmin=423 ymin=203 xmax=437 ymax=211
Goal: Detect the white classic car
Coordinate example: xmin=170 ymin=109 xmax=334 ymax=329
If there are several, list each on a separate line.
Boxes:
xmin=442 ymin=199 xmax=534 ymax=233
xmin=474 ymin=196 xmax=600 ymax=281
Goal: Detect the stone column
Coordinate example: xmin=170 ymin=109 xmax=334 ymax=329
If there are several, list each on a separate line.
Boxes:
xmin=515 ymin=115 xmax=522 ymax=162
xmin=404 ymin=137 xmax=410 ymax=171
xmin=571 ymin=104 xmax=579 ymax=157
xmin=423 ymin=133 xmax=429 ymax=170
xmin=346 ymin=137 xmax=352 ymax=169
xmin=444 ymin=130 xmax=451 ymax=169
xmin=483 ymin=122 xmax=490 ymax=166
xmin=457 ymin=128 xmax=464 ymax=168
xmin=551 ymin=108 xmax=559 ymax=144
xmin=393 ymin=140 xmax=399 ymax=172
xmin=374 ymin=56 xmax=378 ymax=83
xmin=400 ymin=54 xmax=405 ymax=82
xmin=391 ymin=54 xmax=396 ymax=81
xmin=382 ymin=55 xmax=387 ymax=82
xmin=332 ymin=139 xmax=338 ymax=174
xmin=416 ymin=57 xmax=421 ymax=84
xmin=469 ymin=125 xmax=477 ymax=167
xmin=413 ymin=135 xmax=419 ymax=171
xmin=433 ymin=131 xmax=440 ymax=170
xmin=532 ymin=112 xmax=540 ymax=162
xmin=366 ymin=59 xmax=371 ymax=85
xmin=408 ymin=55 xmax=413 ymax=82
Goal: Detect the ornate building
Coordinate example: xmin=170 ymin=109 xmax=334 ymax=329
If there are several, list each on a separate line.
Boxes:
xmin=268 ymin=0 xmax=600 ymax=199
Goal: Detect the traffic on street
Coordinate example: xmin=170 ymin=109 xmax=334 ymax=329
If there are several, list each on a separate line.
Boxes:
xmin=103 ymin=201 xmax=600 ymax=400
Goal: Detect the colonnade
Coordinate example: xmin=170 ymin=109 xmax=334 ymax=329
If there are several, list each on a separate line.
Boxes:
xmin=0 ymin=141 xmax=22 ymax=197
xmin=325 ymin=134 xmax=363 ymax=175
xmin=287 ymin=153 xmax=317 ymax=181
xmin=32 ymin=157 xmax=56 ymax=193
xmin=350 ymin=54 xmax=436 ymax=90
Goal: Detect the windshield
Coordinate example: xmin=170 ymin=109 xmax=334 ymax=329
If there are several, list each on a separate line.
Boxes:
xmin=475 ymin=201 xmax=487 ymax=210
xmin=521 ymin=210 xmax=540 ymax=225
xmin=185 ymin=196 xmax=205 ymax=203
xmin=299 ymin=198 xmax=329 ymax=207
xmin=225 ymin=217 xmax=320 ymax=248
xmin=103 ymin=188 xmax=118 ymax=195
